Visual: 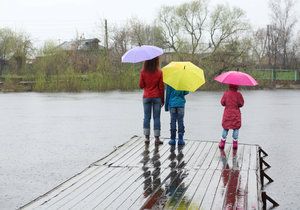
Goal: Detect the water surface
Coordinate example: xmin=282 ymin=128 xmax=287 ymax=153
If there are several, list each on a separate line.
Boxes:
xmin=0 ymin=90 xmax=299 ymax=209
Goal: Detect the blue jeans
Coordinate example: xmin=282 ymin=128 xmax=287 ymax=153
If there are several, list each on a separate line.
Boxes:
xmin=222 ymin=129 xmax=239 ymax=140
xmin=170 ymin=107 xmax=185 ymax=140
xmin=143 ymin=98 xmax=162 ymax=137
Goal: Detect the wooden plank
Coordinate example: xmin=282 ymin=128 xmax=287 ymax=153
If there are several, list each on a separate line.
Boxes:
xmin=187 ymin=141 xmax=207 ymax=168
xmin=186 ymin=169 xmax=215 ymax=209
xmin=94 ymin=168 xmax=143 ymax=208
xmin=21 ymin=165 xmax=100 ymax=209
xmin=200 ymin=170 xmax=222 ymax=209
xmin=247 ymin=170 xmax=261 ymax=210
xmin=200 ymin=142 xmax=219 ymax=169
xmin=250 ymin=145 xmax=258 ymax=170
xmin=71 ymin=167 xmax=141 ymax=209
xmin=93 ymin=136 xmax=141 ymax=166
xmin=236 ymin=170 xmax=249 ymax=209
xmin=21 ymin=139 xmax=264 ymax=210
xmin=208 ymin=142 xmax=223 ymax=170
xmin=32 ymin=165 xmax=113 ymax=208
xmin=221 ymin=169 xmax=241 ymax=209
xmin=162 ymin=169 xmax=198 ymax=209
xmin=216 ymin=144 xmax=232 ymax=170
xmin=129 ymin=142 xmax=197 ymax=209
xmin=108 ymin=140 xmax=145 ymax=167
xmin=241 ymin=145 xmax=251 ymax=171
xmin=49 ymin=167 xmax=125 ymax=208
xmin=171 ymin=169 xmax=206 ymax=209
xmin=191 ymin=142 xmax=213 ymax=170
xmin=153 ymin=142 xmax=205 ymax=209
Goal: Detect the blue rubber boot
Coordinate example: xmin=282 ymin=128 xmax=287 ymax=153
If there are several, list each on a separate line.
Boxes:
xmin=168 ymin=139 xmax=176 ymax=145
xmin=177 ymin=133 xmax=185 ymax=145
xmin=169 ymin=130 xmax=176 ymax=145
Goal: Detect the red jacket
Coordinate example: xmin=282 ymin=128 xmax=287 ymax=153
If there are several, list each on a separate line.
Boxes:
xmin=139 ymin=69 xmax=164 ymax=104
xmin=221 ymin=86 xmax=244 ymax=129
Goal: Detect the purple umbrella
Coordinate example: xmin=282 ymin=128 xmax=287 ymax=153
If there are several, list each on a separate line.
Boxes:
xmin=121 ymin=45 xmax=163 ymax=63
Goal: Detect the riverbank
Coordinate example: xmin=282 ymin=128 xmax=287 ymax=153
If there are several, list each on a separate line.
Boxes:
xmin=1 ymin=79 xmax=299 ymax=92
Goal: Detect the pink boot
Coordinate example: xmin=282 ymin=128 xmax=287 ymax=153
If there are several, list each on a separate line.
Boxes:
xmin=219 ymin=139 xmax=226 ymax=149
xmin=233 ymin=140 xmax=238 ymax=150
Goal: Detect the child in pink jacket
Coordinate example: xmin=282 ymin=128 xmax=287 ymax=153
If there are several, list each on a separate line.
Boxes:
xmin=219 ymin=84 xmax=244 ymax=150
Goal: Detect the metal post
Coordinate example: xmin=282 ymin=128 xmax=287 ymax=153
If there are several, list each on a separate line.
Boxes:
xmin=260 ymin=169 xmax=274 ymax=189
xmin=104 ymin=19 xmax=108 ymax=54
xmin=262 ymin=191 xmax=279 ymax=209
xmin=259 ymin=147 xmax=268 ymax=158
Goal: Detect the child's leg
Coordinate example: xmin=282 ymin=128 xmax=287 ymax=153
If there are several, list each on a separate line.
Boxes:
xmin=232 ymin=129 xmax=239 ymax=140
xmin=232 ymin=129 xmax=239 ymax=149
xmin=177 ymin=107 xmax=185 ymax=145
xmin=169 ymin=108 xmax=177 ymax=145
xmin=222 ymin=129 xmax=229 ymax=140
xmin=219 ymin=129 xmax=228 ymax=149
xmin=143 ymin=98 xmax=152 ymax=142
xmin=152 ymin=98 xmax=162 ymax=139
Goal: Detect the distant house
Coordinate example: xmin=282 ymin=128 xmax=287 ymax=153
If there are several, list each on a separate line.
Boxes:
xmin=58 ymin=38 xmax=104 ymax=51
xmin=56 ymin=38 xmax=105 ymax=72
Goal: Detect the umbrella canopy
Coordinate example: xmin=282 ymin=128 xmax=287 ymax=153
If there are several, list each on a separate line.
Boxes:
xmin=162 ymin=62 xmax=205 ymax=92
xmin=121 ymin=45 xmax=163 ymax=63
xmin=214 ymin=71 xmax=258 ymax=86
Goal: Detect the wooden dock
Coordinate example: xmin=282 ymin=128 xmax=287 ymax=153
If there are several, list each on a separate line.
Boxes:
xmin=21 ymin=136 xmax=278 ymax=209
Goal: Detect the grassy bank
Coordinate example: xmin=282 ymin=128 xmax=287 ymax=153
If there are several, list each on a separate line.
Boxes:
xmin=0 ymin=68 xmax=299 ymax=92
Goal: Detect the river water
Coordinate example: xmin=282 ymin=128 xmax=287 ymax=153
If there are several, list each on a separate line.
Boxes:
xmin=0 ymin=90 xmax=299 ymax=209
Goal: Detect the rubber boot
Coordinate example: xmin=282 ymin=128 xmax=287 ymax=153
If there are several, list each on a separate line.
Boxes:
xmin=177 ymin=133 xmax=185 ymax=145
xmin=169 ymin=131 xmax=176 ymax=145
xmin=233 ymin=140 xmax=238 ymax=150
xmin=219 ymin=139 xmax=226 ymax=149
xmin=155 ymin=136 xmax=163 ymax=145
xmin=144 ymin=135 xmax=150 ymax=144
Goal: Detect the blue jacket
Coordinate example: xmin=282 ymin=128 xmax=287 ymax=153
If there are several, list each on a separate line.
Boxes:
xmin=165 ymin=85 xmax=189 ymax=111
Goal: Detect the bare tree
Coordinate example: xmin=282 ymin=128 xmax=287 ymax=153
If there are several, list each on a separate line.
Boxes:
xmin=268 ymin=0 xmax=297 ymax=68
xmin=128 ymin=18 xmax=165 ymax=47
xmin=157 ymin=5 xmax=181 ymax=53
xmin=251 ymin=28 xmax=268 ymax=67
xmin=110 ymin=25 xmax=130 ymax=59
xmin=175 ymin=0 xmax=208 ymax=57
xmin=209 ymin=4 xmax=250 ymax=54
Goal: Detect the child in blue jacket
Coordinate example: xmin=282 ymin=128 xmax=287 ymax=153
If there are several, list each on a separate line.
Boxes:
xmin=165 ymin=85 xmax=189 ymax=145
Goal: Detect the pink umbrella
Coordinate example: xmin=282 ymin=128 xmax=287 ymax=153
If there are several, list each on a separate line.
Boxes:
xmin=214 ymin=71 xmax=258 ymax=86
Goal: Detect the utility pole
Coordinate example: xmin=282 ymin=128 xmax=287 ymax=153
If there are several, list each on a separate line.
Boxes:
xmin=104 ymin=19 xmax=108 ymax=55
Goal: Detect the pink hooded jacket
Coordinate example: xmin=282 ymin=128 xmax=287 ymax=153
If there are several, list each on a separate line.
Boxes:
xmin=221 ymin=85 xmax=244 ymax=129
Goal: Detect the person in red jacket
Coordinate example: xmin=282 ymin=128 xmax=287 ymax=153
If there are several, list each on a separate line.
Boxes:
xmin=219 ymin=84 xmax=244 ymax=150
xmin=139 ymin=56 xmax=164 ymax=145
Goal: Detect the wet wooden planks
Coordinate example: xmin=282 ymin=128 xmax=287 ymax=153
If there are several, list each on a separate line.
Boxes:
xmin=21 ymin=136 xmax=263 ymax=210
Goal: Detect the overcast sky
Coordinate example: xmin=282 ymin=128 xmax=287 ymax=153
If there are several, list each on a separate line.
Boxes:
xmin=0 ymin=0 xmax=299 ymax=46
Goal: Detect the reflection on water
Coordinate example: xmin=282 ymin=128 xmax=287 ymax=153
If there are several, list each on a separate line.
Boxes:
xmin=142 ymin=144 xmax=152 ymax=197
xmin=220 ymin=149 xmax=243 ymax=209
xmin=141 ymin=144 xmax=188 ymax=209
xmin=164 ymin=145 xmax=187 ymax=208
xmin=141 ymin=144 xmax=162 ymax=198
xmin=141 ymin=144 xmax=165 ymax=209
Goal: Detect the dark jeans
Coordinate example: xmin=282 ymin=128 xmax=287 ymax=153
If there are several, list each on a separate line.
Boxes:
xmin=170 ymin=107 xmax=185 ymax=140
xmin=143 ymin=98 xmax=162 ymax=137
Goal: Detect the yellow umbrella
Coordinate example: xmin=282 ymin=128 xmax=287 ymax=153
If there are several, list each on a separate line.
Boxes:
xmin=162 ymin=61 xmax=205 ymax=92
